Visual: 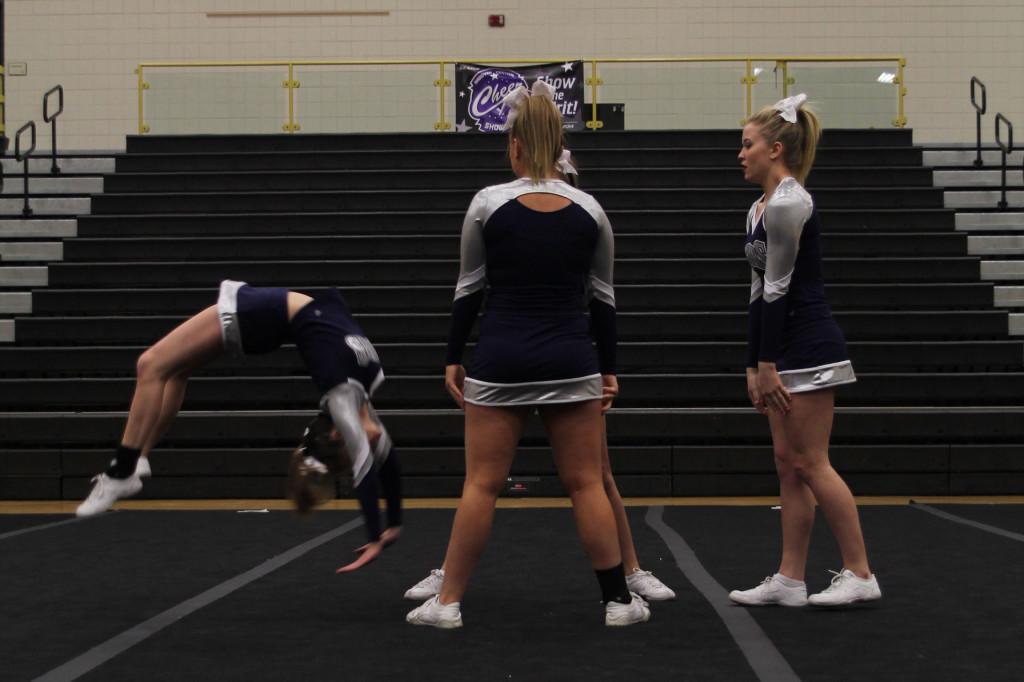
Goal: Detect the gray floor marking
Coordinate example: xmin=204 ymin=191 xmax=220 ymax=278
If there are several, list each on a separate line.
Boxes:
xmin=911 ymin=502 xmax=1024 ymax=543
xmin=646 ymin=506 xmax=801 ymax=682
xmin=33 ymin=516 xmax=362 ymax=682
xmin=0 ymin=514 xmax=100 ymax=541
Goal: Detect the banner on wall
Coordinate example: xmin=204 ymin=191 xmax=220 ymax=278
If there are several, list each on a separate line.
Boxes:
xmin=453 ymin=61 xmax=585 ymax=133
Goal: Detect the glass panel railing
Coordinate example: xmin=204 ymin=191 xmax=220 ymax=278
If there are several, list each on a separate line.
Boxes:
xmin=596 ymin=61 xmax=747 ymax=130
xmin=295 ymin=63 xmax=440 ymax=133
xmin=749 ymin=61 xmax=787 ymax=120
xmin=136 ymin=56 xmax=906 ymax=134
xmin=778 ymin=62 xmax=901 ymax=128
xmin=143 ymin=66 xmax=285 ymax=135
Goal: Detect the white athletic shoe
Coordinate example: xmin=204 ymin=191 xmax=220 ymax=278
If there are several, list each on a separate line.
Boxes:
xmin=406 ymin=595 xmax=463 ymax=629
xmin=626 ymin=568 xmax=677 ymax=601
xmin=404 ymin=568 xmax=445 ymax=600
xmin=808 ymin=569 xmax=882 ymax=607
xmin=135 ymin=456 xmax=152 ymax=478
xmin=75 ymin=473 xmax=143 ymax=517
xmin=605 ymin=592 xmax=651 ymax=627
xmin=729 ymin=574 xmax=808 ymax=607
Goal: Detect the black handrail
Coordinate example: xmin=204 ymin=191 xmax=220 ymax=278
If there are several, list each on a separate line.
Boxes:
xmin=970 ymin=77 xmax=987 ymax=168
xmin=994 ymin=113 xmax=1013 ymax=210
xmin=43 ymin=85 xmax=64 ymax=175
xmin=14 ymin=121 xmax=37 ymax=217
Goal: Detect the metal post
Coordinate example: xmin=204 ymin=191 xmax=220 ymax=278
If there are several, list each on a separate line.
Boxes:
xmin=585 ymin=60 xmax=602 ymax=130
xmin=970 ymin=77 xmax=987 ymax=167
xmin=43 ymin=85 xmax=64 ymax=174
xmin=995 ymin=113 xmax=1012 ymax=210
xmin=15 ymin=121 xmax=36 ymax=217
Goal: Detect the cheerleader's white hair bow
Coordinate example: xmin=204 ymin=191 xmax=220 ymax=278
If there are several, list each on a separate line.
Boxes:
xmin=501 ymin=79 xmax=559 ymax=130
xmin=773 ymin=93 xmax=807 ymax=123
xmin=556 ymin=148 xmax=578 ymax=177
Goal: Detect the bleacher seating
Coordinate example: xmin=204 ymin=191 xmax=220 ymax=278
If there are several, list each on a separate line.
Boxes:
xmin=1 ymin=129 xmax=1022 ymax=500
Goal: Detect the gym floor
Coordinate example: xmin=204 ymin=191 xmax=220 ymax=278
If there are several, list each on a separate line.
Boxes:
xmin=4 ymin=498 xmax=1023 ymax=681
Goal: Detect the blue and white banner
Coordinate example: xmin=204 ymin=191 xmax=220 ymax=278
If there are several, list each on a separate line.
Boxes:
xmin=454 ymin=61 xmax=585 ymax=133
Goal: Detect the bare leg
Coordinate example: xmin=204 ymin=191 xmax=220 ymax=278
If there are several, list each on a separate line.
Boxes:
xmin=542 ymin=400 xmax=621 ymax=570
xmin=600 ymin=418 xmax=640 ymax=573
xmin=771 ymin=389 xmax=871 ymax=578
xmin=771 ymin=414 xmax=816 ymax=581
xmin=141 ymin=373 xmax=189 ymax=456
xmin=437 ymin=404 xmax=526 ymax=605
xmin=121 ymin=306 xmax=223 ymax=449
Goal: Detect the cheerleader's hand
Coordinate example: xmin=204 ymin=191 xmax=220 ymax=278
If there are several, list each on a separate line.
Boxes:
xmin=746 ymin=367 xmax=767 ymax=415
xmin=756 ymin=362 xmax=791 ymax=414
xmin=335 ymin=540 xmax=383 ymax=573
xmin=380 ymin=526 xmax=402 ymax=548
xmin=601 ymin=374 xmax=619 ymax=413
xmin=444 ymin=364 xmax=466 ymax=409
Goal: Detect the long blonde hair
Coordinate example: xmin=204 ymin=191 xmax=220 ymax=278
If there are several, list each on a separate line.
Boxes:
xmin=747 ymin=103 xmax=822 ymax=184
xmin=508 ymin=95 xmax=565 ymax=182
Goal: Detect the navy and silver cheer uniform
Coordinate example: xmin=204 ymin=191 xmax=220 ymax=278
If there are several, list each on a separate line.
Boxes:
xmin=445 ymin=178 xmax=616 ymax=406
xmin=744 ymin=177 xmax=856 ymax=392
xmin=216 ymin=280 xmax=389 ymax=486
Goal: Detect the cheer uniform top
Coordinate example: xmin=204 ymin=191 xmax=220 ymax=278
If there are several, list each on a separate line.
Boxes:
xmin=744 ymin=177 xmax=856 ymax=392
xmin=216 ymin=279 xmax=389 ymax=485
xmin=445 ymin=178 xmax=616 ymax=406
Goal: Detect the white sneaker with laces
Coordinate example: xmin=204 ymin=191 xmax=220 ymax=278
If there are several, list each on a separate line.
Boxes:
xmin=75 ymin=473 xmax=143 ymax=517
xmin=404 ymin=568 xmax=444 ymax=600
xmin=808 ymin=569 xmax=882 ymax=606
xmin=605 ymin=592 xmax=651 ymax=627
xmin=729 ymin=574 xmax=808 ymax=607
xmin=626 ymin=568 xmax=676 ymax=601
xmin=135 ymin=456 xmax=152 ymax=478
xmin=406 ymin=595 xmax=463 ymax=629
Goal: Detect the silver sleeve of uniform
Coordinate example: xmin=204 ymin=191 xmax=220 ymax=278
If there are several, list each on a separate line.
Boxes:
xmin=749 ymin=268 xmax=763 ymax=304
xmin=454 ymin=190 xmax=490 ymax=302
xmin=321 ymin=382 xmax=373 ymax=487
xmin=586 ymin=206 xmax=616 ymax=308
xmin=762 ymin=178 xmax=813 ymax=303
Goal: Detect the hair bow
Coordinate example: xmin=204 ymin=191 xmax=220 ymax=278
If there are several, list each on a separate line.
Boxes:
xmin=773 ymin=93 xmax=807 ymax=123
xmin=501 ymin=79 xmax=558 ymax=130
xmin=556 ymin=148 xmax=578 ymax=178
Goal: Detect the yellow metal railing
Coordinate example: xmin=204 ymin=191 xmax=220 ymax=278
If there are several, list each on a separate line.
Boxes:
xmin=134 ymin=55 xmax=907 ymax=134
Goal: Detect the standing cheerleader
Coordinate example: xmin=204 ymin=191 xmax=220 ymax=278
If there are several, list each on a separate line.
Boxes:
xmin=728 ymin=95 xmax=882 ymax=607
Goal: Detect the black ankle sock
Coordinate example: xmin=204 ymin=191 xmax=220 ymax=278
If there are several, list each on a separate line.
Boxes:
xmin=106 ymin=445 xmax=141 ymax=479
xmin=595 ymin=563 xmax=631 ymax=604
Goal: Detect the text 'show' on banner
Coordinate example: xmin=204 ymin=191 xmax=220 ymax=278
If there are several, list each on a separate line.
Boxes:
xmin=454 ymin=61 xmax=585 ymax=133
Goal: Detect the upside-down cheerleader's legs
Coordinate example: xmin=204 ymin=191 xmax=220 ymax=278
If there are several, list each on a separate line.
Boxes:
xmin=121 ymin=305 xmax=225 ymax=451
xmin=769 ymin=389 xmax=872 ymax=579
xmin=437 ymin=403 xmax=527 ymax=606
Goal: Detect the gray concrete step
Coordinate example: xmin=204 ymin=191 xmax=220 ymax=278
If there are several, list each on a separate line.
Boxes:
xmin=924 ymin=149 xmax=1024 ymax=166
xmin=0 ymin=319 xmax=12 ymax=342
xmin=968 ymin=235 xmax=1024 ymax=255
xmin=934 ymin=170 xmax=1024 ymax=187
xmin=945 ymin=191 xmax=1024 ymax=209
xmin=0 ymin=266 xmax=47 ymax=286
xmin=1011 ymin=313 xmax=1024 ymax=336
xmin=0 ymin=242 xmax=62 ymax=261
xmin=0 ymin=177 xmax=103 ymax=195
xmin=0 ymin=292 xmax=30 ymax=314
xmin=0 ymin=198 xmax=90 ymax=215
xmin=994 ymin=286 xmax=1024 ymax=308
xmin=956 ymin=213 xmax=1024 ymax=232
xmin=981 ymin=260 xmax=1024 ymax=280
xmin=0 ymin=219 xmax=77 ymax=238
xmin=1 ymin=158 xmax=115 ymax=174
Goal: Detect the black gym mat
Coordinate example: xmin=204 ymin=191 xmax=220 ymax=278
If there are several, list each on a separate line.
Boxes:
xmin=660 ymin=505 xmax=1024 ymax=681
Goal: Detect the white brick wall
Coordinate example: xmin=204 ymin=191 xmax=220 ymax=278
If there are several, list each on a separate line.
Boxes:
xmin=4 ymin=0 xmax=1023 ymax=149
